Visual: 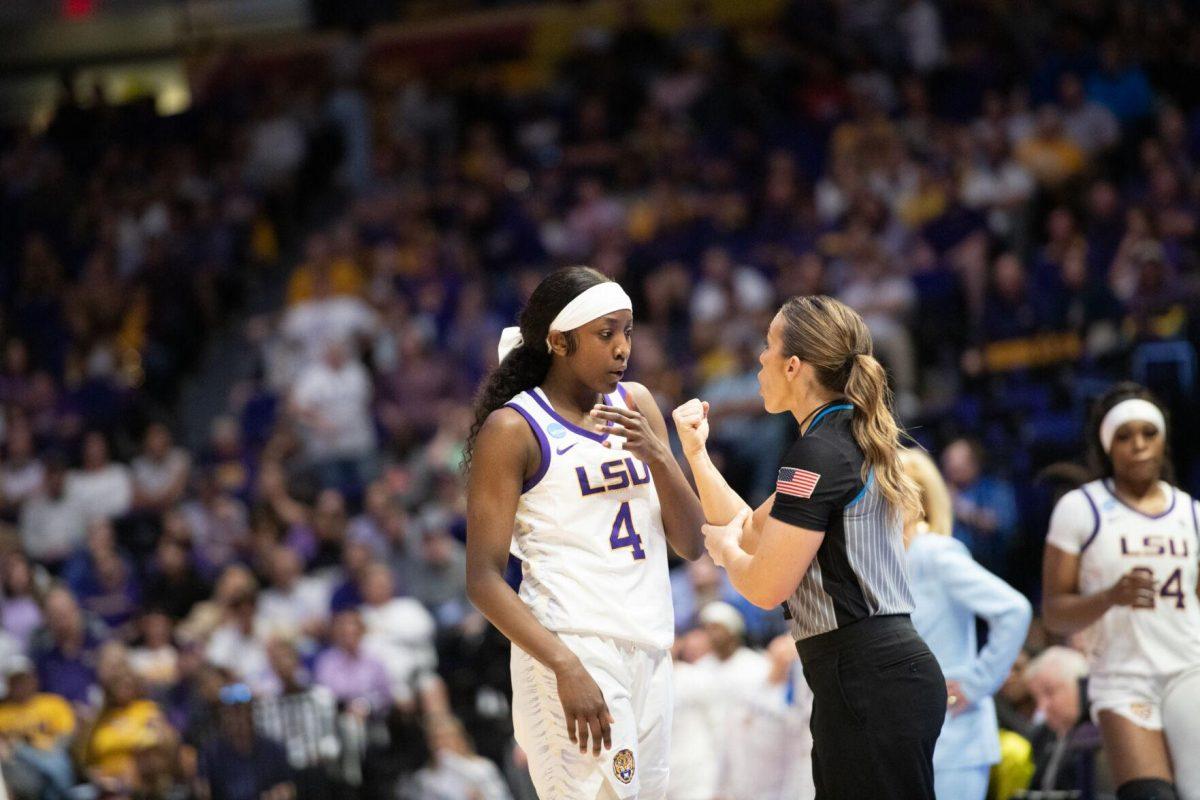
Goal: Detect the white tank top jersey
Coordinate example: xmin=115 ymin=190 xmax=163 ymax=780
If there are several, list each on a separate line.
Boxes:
xmin=1047 ymin=479 xmax=1200 ymax=678
xmin=505 ymin=384 xmax=674 ymax=651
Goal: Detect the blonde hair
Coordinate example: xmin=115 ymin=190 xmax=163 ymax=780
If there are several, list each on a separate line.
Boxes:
xmin=898 ymin=447 xmax=954 ymax=536
xmin=778 ymin=296 xmax=920 ymax=522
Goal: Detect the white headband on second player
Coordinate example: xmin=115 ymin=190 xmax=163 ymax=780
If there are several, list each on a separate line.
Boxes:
xmin=497 ymin=281 xmax=633 ymax=363
xmin=1099 ymin=398 xmax=1166 ymax=453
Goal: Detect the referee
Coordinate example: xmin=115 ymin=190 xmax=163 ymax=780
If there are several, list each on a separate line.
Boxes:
xmin=673 ymin=295 xmax=946 ymax=799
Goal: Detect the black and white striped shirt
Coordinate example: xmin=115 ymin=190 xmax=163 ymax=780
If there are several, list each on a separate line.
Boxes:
xmin=769 ymin=403 xmax=914 ymax=640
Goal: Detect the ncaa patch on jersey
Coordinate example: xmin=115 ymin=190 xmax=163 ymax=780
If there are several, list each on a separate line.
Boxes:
xmin=613 ymin=748 xmax=635 ymax=784
xmin=547 ymin=422 xmax=567 ymax=439
xmin=778 ymin=467 xmax=820 ymax=498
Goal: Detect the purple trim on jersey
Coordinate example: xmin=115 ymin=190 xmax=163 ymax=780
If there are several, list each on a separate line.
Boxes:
xmin=1079 ymin=486 xmax=1102 ymax=553
xmin=616 ymin=383 xmax=630 ymax=405
xmin=1101 ymin=479 xmax=1177 ymax=520
xmin=529 ymin=388 xmax=610 ymax=442
xmin=505 ymin=402 xmax=551 ymax=493
xmin=1191 ymin=500 xmax=1200 ymax=551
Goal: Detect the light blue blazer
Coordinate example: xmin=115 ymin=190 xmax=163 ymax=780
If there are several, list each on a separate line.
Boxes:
xmin=908 ymin=533 xmax=1032 ymax=769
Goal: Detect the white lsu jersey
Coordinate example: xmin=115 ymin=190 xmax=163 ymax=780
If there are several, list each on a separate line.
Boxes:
xmin=1047 ymin=479 xmax=1200 ymax=678
xmin=505 ymin=384 xmax=674 ymax=651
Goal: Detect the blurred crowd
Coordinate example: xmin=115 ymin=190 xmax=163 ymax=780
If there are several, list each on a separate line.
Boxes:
xmin=3 ymin=0 xmax=1200 ymax=797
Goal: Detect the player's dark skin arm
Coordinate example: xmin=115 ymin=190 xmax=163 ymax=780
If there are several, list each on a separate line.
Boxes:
xmin=1042 ymin=543 xmax=1156 ymax=635
xmin=591 ymin=381 xmax=706 ymax=560
xmin=466 ymin=409 xmax=614 ymax=756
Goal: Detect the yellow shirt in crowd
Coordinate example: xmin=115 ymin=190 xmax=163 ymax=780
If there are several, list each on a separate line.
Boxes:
xmin=84 ymin=700 xmax=170 ymax=782
xmin=0 ymin=693 xmax=76 ymax=750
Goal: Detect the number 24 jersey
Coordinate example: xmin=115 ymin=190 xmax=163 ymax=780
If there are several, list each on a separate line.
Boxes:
xmin=1047 ymin=479 xmax=1200 ymax=677
xmin=504 ymin=385 xmax=673 ymax=651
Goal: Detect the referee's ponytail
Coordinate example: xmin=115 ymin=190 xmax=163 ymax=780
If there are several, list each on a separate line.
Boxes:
xmin=779 ymin=296 xmax=921 ymax=523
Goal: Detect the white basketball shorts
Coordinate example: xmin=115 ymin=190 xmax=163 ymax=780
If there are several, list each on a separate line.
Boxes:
xmin=511 ymin=633 xmax=671 ymax=800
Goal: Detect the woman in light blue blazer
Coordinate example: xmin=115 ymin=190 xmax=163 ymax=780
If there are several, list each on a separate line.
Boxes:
xmin=901 ymin=449 xmax=1033 ymax=800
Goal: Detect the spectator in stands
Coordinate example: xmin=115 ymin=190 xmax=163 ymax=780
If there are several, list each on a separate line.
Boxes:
xmin=1059 ymin=73 xmax=1120 ymax=156
xmin=79 ymin=661 xmax=176 ymax=794
xmin=314 ymin=610 xmax=391 ymax=713
xmin=182 ymin=469 xmax=251 ymax=580
xmin=0 ymin=415 xmax=44 ymax=519
xmin=19 ymin=453 xmax=87 ymax=569
xmin=0 ymin=552 xmax=43 ymax=650
xmin=358 ymin=564 xmax=437 ymax=709
xmin=198 ymin=682 xmax=294 ymax=800
xmin=257 ymin=638 xmax=338 ymax=800
xmin=128 ymin=610 xmax=179 ymax=695
xmin=204 ymin=583 xmax=272 ymax=695
xmin=669 ymin=627 xmax=723 ymax=800
xmin=716 ymin=634 xmax=815 ymax=800
xmin=1016 ymin=105 xmax=1086 ymax=188
xmin=0 ymin=655 xmax=77 ymax=800
xmin=405 ymin=521 xmax=469 ymax=624
xmin=67 ymin=431 xmax=132 ymax=522
xmin=942 ymin=438 xmax=1019 ymax=578
xmin=29 ymin=587 xmax=105 ymax=705
xmin=142 ymin=530 xmax=210 ymax=622
xmin=289 ymin=342 xmax=376 ymax=492
xmin=697 ymin=602 xmax=768 ymax=700
xmin=258 ymin=546 xmax=329 ymax=645
xmin=404 ymin=714 xmax=512 ymax=800
xmin=1022 ymin=646 xmax=1105 ymax=796
xmin=131 ymin=422 xmax=191 ymax=514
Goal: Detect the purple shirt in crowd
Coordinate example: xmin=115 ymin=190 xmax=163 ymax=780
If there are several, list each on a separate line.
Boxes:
xmin=312 ymin=647 xmax=391 ymax=711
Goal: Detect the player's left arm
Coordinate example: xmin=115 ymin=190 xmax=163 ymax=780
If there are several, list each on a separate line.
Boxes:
xmin=592 ymin=382 xmax=706 ymax=560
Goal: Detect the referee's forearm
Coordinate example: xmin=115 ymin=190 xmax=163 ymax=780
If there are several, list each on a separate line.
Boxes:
xmin=685 ymin=448 xmax=751 ymax=525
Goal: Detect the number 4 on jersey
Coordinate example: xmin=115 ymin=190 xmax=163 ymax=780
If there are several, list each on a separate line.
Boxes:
xmin=610 ymin=501 xmax=646 ymax=560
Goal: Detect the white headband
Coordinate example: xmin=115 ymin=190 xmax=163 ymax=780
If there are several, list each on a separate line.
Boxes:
xmin=497 ymin=282 xmax=632 ymax=363
xmin=1099 ymin=398 xmax=1165 ymax=454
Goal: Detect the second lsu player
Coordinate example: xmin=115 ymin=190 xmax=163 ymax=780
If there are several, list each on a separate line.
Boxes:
xmin=1043 ymin=383 xmax=1200 ymax=800
xmin=465 ymin=267 xmax=705 ymax=800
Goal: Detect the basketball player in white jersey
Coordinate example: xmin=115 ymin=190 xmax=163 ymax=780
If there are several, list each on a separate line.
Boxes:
xmin=1043 ymin=383 xmax=1200 ymax=800
xmin=465 ymin=267 xmax=705 ymax=800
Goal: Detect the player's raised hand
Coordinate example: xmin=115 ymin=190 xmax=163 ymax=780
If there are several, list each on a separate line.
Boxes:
xmin=591 ymin=403 xmax=665 ymax=462
xmin=671 ymin=398 xmax=710 ymax=457
xmin=554 ymin=657 xmax=614 ymax=756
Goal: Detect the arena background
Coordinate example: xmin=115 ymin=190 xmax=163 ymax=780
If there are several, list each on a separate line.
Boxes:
xmin=1 ymin=1 xmax=1198 ymax=798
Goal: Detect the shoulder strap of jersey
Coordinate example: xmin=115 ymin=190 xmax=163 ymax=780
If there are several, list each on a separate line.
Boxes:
xmin=504 ymin=392 xmax=551 ymax=493
xmin=1078 ymin=483 xmax=1102 ymax=553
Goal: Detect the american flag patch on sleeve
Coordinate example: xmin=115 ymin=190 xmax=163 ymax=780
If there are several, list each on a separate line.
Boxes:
xmin=777 ymin=467 xmax=820 ymax=498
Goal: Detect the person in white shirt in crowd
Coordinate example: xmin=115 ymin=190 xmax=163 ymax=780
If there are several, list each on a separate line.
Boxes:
xmin=697 ymin=601 xmax=769 ymax=704
xmin=19 ymin=453 xmax=88 ymax=568
xmin=668 ymin=627 xmax=723 ymax=800
xmin=405 ymin=714 xmax=513 ymax=800
xmin=128 ymin=609 xmax=179 ymax=692
xmin=900 ymin=448 xmax=1033 ymax=800
xmin=204 ymin=578 xmax=274 ymax=694
xmin=0 ymin=415 xmax=44 ymax=516
xmin=66 ymin=431 xmax=132 ymax=521
xmin=717 ymin=634 xmax=815 ymax=800
xmin=257 ymin=545 xmax=330 ymax=646
xmin=130 ymin=421 xmax=191 ymax=514
xmin=281 ymin=268 xmax=379 ymax=368
xmin=689 ymin=246 xmax=774 ymax=330
xmin=289 ymin=340 xmax=377 ymax=487
xmin=358 ymin=563 xmax=438 ymax=710
xmin=1059 ymin=73 xmax=1120 ymax=157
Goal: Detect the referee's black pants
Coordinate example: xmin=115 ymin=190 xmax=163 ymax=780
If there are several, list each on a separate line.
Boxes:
xmin=797 ymin=614 xmax=946 ymax=799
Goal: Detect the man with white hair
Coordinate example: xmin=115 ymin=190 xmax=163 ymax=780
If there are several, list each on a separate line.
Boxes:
xmin=1024 ymin=646 xmax=1110 ymax=796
